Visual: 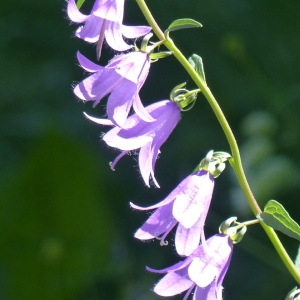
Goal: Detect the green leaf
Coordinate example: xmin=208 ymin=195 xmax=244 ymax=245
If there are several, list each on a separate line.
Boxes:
xmin=258 ymin=200 xmax=300 ymax=241
xmin=167 ymin=18 xmax=202 ymax=33
xmin=76 ymin=0 xmax=85 ymax=9
xmin=188 ymin=54 xmax=206 ymax=82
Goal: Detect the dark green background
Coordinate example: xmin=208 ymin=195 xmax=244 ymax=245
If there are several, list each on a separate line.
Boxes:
xmin=1 ymin=0 xmax=300 ymax=299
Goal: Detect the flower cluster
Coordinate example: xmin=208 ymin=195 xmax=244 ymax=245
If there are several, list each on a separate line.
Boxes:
xmin=131 ymin=151 xmax=237 ymax=299
xmin=67 ymin=1 xmax=238 ymax=299
xmin=67 ymin=0 xmax=185 ymax=187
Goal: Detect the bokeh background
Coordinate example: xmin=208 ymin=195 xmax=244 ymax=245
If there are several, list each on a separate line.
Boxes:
xmin=1 ymin=0 xmax=300 ymax=299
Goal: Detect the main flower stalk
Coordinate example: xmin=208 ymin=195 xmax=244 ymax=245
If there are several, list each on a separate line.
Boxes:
xmin=135 ymin=0 xmax=300 ymax=284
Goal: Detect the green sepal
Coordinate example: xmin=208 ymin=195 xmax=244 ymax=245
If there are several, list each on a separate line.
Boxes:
xmin=197 ymin=150 xmax=214 ymax=172
xmin=211 ymin=151 xmax=232 ymax=162
xmin=169 ymin=83 xmax=199 ymax=111
xmin=170 ymin=82 xmax=187 ymax=97
xmin=257 ymin=200 xmax=300 ymax=241
xmin=150 ymin=51 xmax=173 ymax=62
xmin=194 ymin=150 xmax=231 ymax=178
xmin=219 ymin=217 xmax=247 ymax=244
xmin=141 ymin=33 xmax=153 ymax=52
xmin=295 ymin=246 xmax=300 ymax=272
xmin=210 ymin=162 xmax=225 ymax=178
xmin=76 ymin=0 xmax=85 ymax=9
xmin=285 ymin=286 xmax=300 ymax=300
xmin=188 ymin=54 xmax=206 ymax=82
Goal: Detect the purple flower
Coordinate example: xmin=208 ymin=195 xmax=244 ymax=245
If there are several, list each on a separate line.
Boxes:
xmin=74 ymin=51 xmax=155 ymax=127
xmin=67 ymin=0 xmax=151 ymax=56
xmin=130 ymin=169 xmax=214 ymax=256
xmin=147 ymin=234 xmax=233 ymax=300
xmin=84 ymin=99 xmax=180 ymax=187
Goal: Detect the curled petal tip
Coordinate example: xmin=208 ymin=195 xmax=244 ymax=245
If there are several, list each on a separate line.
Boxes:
xmin=83 ymin=112 xmax=114 ymax=126
xmin=109 ymin=162 xmax=115 ymax=171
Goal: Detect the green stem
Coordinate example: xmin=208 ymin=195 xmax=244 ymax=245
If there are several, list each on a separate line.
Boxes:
xmin=136 ymin=0 xmax=300 ymax=284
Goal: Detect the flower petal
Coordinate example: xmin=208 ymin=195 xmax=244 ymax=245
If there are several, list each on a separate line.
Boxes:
xmin=150 ymin=101 xmax=181 ymax=149
xmin=103 ymin=127 xmax=151 ymax=150
xmin=112 ymin=52 xmax=149 ymax=84
xmin=149 ymin=145 xmax=160 ymax=187
xmin=74 ymin=70 xmax=122 ymax=104
xmin=105 ymin=20 xmax=133 ymax=51
xmin=188 ymin=234 xmax=233 ymax=288
xmin=76 ymin=15 xmax=103 ymax=43
xmin=139 ymin=141 xmax=154 ymax=187
xmin=67 ymin=0 xmax=89 ymax=23
xmin=77 ymin=51 xmax=104 ymax=73
xmin=92 ymin=0 xmax=120 ymax=21
xmin=153 ymin=266 xmax=194 ymax=296
xmin=214 ymin=236 xmax=233 ymax=289
xmin=188 ymin=256 xmax=217 ymax=288
xmin=122 ymin=25 xmax=152 ymax=38
xmin=133 ymin=94 xmax=156 ymax=123
xmin=103 ymin=101 xmax=177 ymax=151
xmin=106 ymin=80 xmax=136 ymax=127
xmin=173 ymin=171 xmax=214 ymax=228
xmin=175 ymin=217 xmax=203 ymax=256
xmin=83 ymin=112 xmax=114 ymax=126
xmin=146 ymin=260 xmax=186 ymax=274
xmin=134 ymin=202 xmax=175 ymax=240
xmin=193 ymin=282 xmax=220 ymax=300
xmin=130 ymin=174 xmax=192 ymax=211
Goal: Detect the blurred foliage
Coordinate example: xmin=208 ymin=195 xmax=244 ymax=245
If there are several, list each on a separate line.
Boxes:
xmin=1 ymin=0 xmax=300 ymax=299
xmin=0 ymin=133 xmax=118 ymax=299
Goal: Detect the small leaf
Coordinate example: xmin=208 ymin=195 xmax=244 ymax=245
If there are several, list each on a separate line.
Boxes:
xmin=76 ymin=0 xmax=85 ymax=9
xmin=188 ymin=54 xmax=206 ymax=82
xmin=258 ymin=200 xmax=300 ymax=241
xmin=167 ymin=19 xmax=202 ymax=33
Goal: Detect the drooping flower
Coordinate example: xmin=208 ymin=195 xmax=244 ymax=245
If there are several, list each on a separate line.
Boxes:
xmin=74 ymin=50 xmax=155 ymax=127
xmin=130 ymin=169 xmax=214 ymax=256
xmin=84 ymin=99 xmax=181 ymax=187
xmin=147 ymin=234 xmax=233 ymax=300
xmin=67 ymin=0 xmax=151 ymax=57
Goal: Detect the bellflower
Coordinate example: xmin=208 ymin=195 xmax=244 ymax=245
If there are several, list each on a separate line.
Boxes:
xmin=130 ymin=169 xmax=214 ymax=256
xmin=147 ymin=234 xmax=233 ymax=300
xmin=84 ymin=99 xmax=180 ymax=187
xmin=67 ymin=0 xmax=151 ymax=56
xmin=74 ymin=50 xmax=155 ymax=127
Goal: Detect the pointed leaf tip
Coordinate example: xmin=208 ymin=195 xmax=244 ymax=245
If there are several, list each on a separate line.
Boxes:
xmin=167 ymin=19 xmax=203 ymax=33
xmin=258 ymin=200 xmax=300 ymax=241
